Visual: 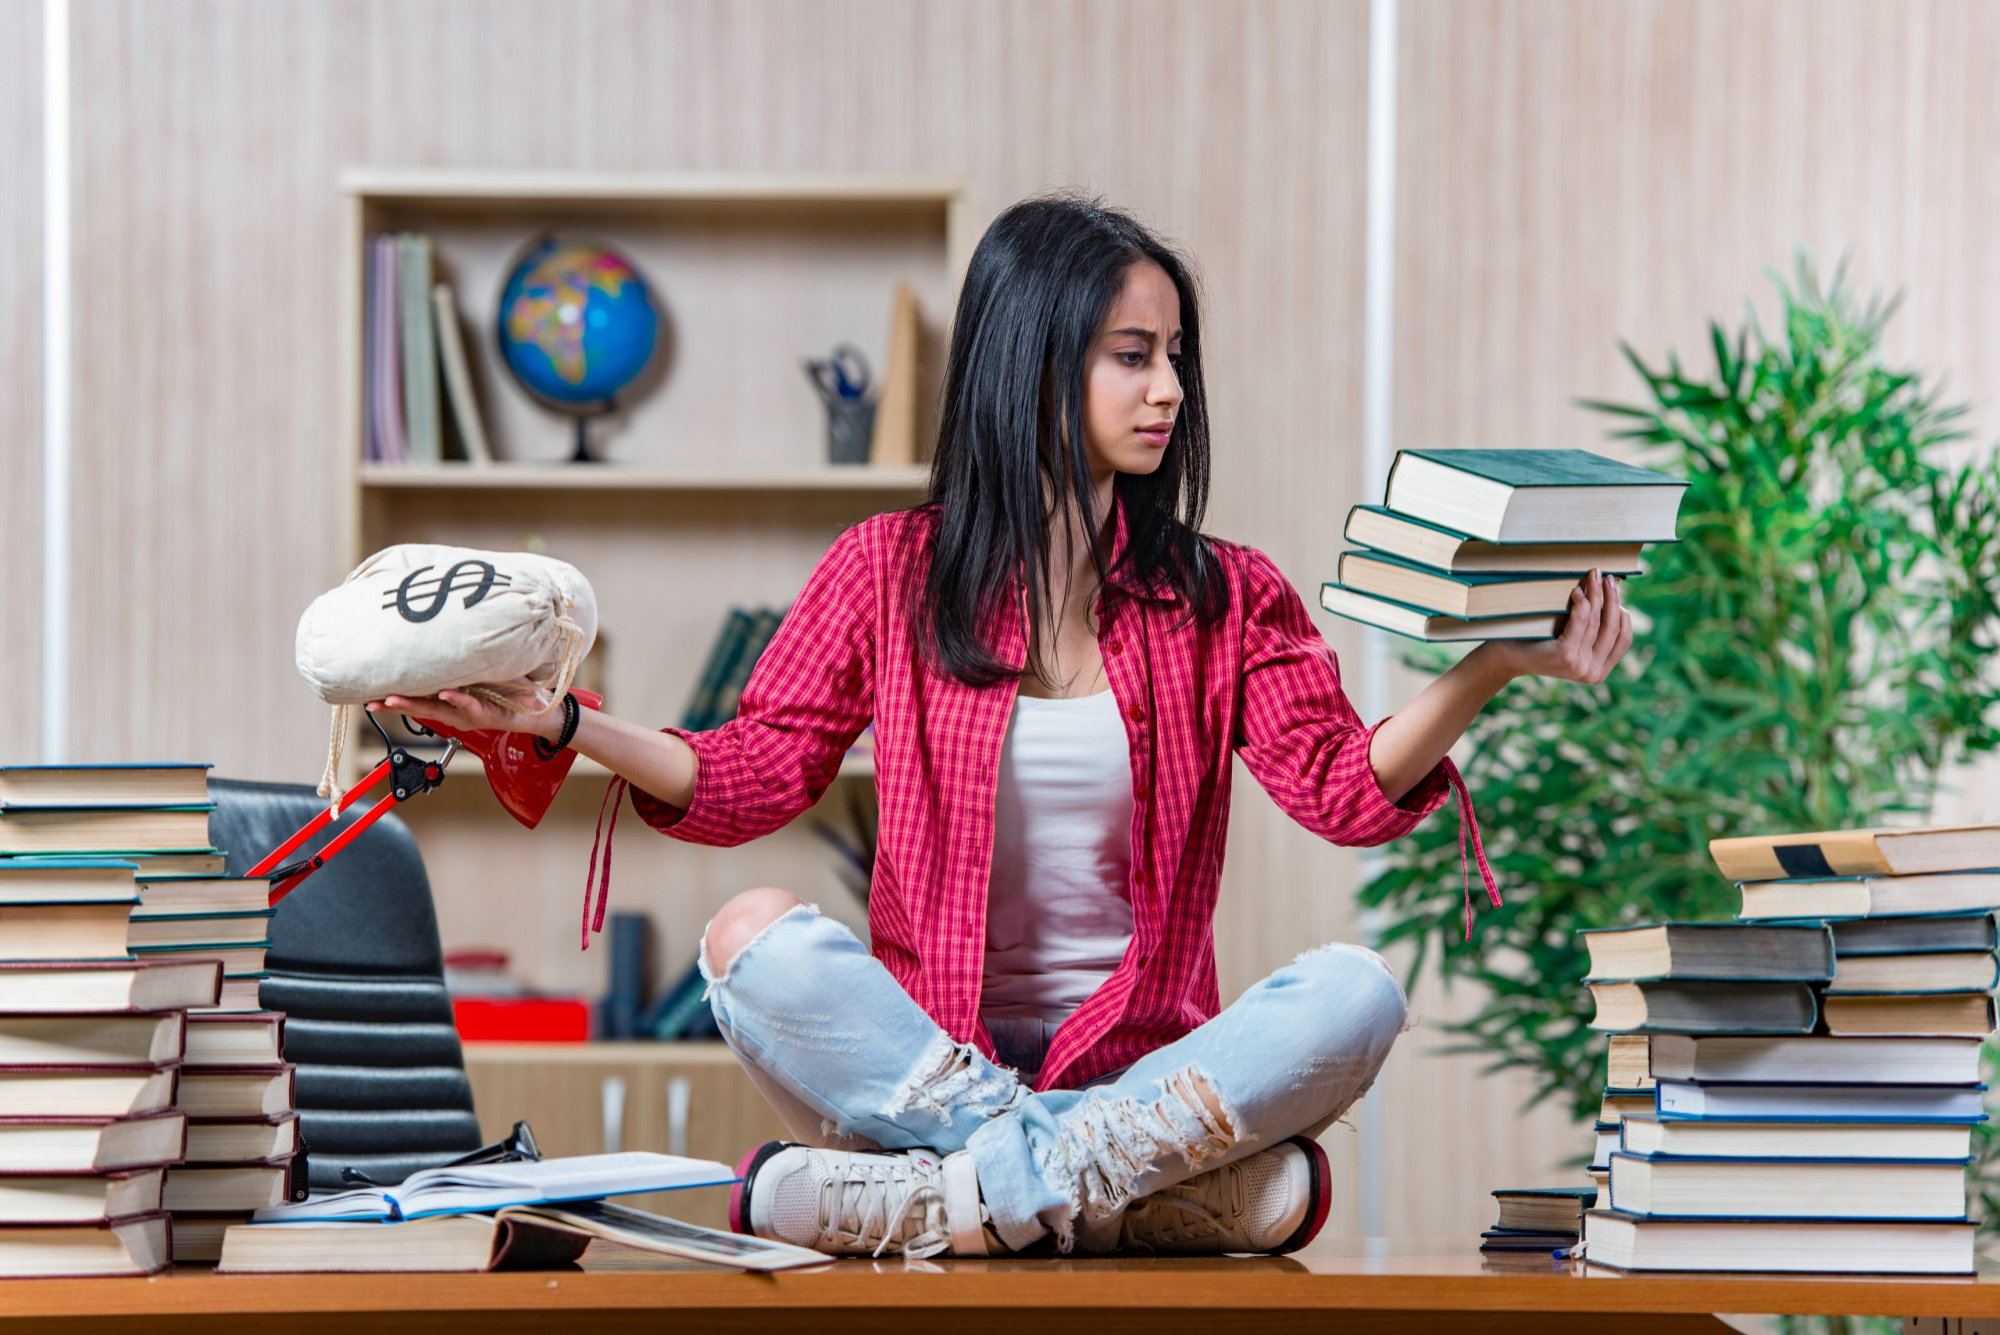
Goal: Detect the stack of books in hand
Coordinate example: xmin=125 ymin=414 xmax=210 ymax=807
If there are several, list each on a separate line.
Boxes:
xmin=1577 ymin=822 xmax=2000 ymax=1274
xmin=0 ymin=858 xmax=223 ymax=1275
xmin=1319 ymin=449 xmax=1687 ymax=642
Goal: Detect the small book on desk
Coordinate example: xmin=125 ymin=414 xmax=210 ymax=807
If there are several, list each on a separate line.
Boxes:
xmin=1648 ymin=1033 xmax=1985 ymax=1084
xmin=0 ymin=806 xmax=216 ymax=857
xmin=1383 ymin=449 xmax=1688 ymax=544
xmin=1712 ymin=824 xmax=2000 ymax=882
xmin=0 ymin=765 xmax=211 ymax=808
xmin=1490 ymin=1186 xmax=1596 ymax=1233
xmin=1341 ymin=505 xmax=1646 ymax=575
xmin=219 ymin=1199 xmax=828 ymax=1273
xmin=250 ymin=1151 xmax=736 ymax=1223
xmin=1586 ymin=979 xmax=1819 ymax=1033
xmin=1579 ymin=922 xmax=1834 ymax=982
xmin=0 ymin=1111 xmax=185 ymax=1172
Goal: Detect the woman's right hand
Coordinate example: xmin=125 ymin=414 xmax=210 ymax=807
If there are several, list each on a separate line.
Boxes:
xmin=371 ymin=678 xmax=562 ymax=740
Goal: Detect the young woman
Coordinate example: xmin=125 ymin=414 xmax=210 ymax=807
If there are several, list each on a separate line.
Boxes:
xmin=378 ymin=197 xmax=1631 ymax=1259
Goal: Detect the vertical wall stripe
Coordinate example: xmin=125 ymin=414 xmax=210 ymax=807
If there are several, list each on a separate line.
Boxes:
xmin=40 ymin=0 xmax=68 ymax=764
xmin=1357 ymin=0 xmax=1400 ymax=1241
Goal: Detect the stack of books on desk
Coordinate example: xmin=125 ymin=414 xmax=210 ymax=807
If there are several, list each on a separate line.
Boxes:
xmin=1318 ymin=449 xmax=1687 ymax=642
xmin=0 ymin=857 xmax=223 ymax=1276
xmin=1576 ymin=822 xmax=2000 ymax=1274
xmin=164 ymin=1011 xmax=297 ymax=1263
xmin=1480 ymin=1186 xmax=1594 ymax=1255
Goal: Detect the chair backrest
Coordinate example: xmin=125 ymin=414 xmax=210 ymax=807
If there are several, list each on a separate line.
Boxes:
xmin=210 ymin=779 xmax=483 ymax=1188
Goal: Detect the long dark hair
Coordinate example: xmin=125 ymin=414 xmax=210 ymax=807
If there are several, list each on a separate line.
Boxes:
xmin=921 ymin=195 xmax=1226 ymax=688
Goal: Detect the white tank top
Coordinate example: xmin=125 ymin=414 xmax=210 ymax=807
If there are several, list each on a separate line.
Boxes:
xmin=980 ymin=690 xmax=1137 ymax=1022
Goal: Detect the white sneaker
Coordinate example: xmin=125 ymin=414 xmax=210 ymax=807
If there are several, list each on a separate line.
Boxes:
xmin=730 ymin=1141 xmax=990 ymax=1259
xmin=1117 ymin=1135 xmax=1330 ymax=1254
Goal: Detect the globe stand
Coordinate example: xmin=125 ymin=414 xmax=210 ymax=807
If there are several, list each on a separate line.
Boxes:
xmin=565 ymin=402 xmax=612 ymax=464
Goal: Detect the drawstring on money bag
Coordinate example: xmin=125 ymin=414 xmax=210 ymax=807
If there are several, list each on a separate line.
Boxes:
xmin=1443 ymin=758 xmax=1502 ymax=941
xmin=581 ymin=776 xmax=628 ymax=950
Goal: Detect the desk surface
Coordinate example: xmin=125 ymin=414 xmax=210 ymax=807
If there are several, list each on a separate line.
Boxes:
xmin=0 ymin=1239 xmax=1992 ymax=1334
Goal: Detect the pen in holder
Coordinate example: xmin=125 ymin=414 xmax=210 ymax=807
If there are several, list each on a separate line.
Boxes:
xmin=804 ymin=344 xmax=877 ymax=466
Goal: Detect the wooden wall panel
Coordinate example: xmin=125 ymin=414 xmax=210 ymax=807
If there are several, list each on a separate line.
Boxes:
xmin=0 ymin=0 xmax=39 ymax=767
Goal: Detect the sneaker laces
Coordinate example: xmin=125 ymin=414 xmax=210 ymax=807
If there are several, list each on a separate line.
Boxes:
xmin=1131 ymin=1162 xmax=1246 ymax=1246
xmin=817 ymin=1155 xmax=952 ymax=1259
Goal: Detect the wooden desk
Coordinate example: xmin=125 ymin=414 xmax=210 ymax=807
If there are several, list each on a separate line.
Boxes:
xmin=0 ymin=1239 xmax=1994 ymax=1334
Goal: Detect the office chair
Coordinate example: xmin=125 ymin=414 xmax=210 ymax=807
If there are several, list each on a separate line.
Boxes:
xmin=210 ymin=779 xmax=484 ymax=1189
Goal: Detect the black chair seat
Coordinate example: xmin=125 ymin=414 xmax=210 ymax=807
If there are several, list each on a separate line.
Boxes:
xmin=210 ymin=779 xmax=485 ymax=1189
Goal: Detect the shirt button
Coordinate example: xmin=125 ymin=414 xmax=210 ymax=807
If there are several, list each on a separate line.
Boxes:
xmin=1106 ymin=641 xmax=1123 ymax=656
xmin=1127 ymin=705 xmax=1145 ymax=723
xmin=1135 ymin=784 xmax=1151 ymax=802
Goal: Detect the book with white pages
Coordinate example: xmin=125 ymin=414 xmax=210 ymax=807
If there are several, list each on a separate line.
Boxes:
xmin=0 ymin=765 xmax=210 ymax=808
xmin=220 ymin=1199 xmax=828 ymax=1274
xmin=1739 ymin=871 xmax=2000 ymax=920
xmin=1583 ymin=1212 xmax=1973 ymax=1275
xmin=132 ymin=878 xmax=270 ymax=917
xmin=1620 ymin=1113 xmax=1974 ymax=1161
xmin=251 ymin=1151 xmax=737 ymax=1223
xmin=1648 ymin=1034 xmax=1984 ymax=1084
xmin=0 ymin=960 xmax=220 ymax=1013
xmin=0 ymin=1066 xmax=177 ymax=1118
xmin=1825 ymin=950 xmax=1999 ymax=994
xmin=0 ymin=1013 xmax=183 ymax=1068
xmin=0 ymin=1112 xmax=186 ymax=1172
xmin=0 ymin=860 xmax=139 ymax=904
xmin=1653 ymin=1079 xmax=1988 ymax=1122
xmin=183 ymin=1012 xmax=283 ymax=1067
xmin=126 ymin=911 xmax=274 ymax=948
xmin=1824 ymin=912 xmax=1996 ymax=956
xmin=1606 ymin=1152 xmax=1969 ymax=1219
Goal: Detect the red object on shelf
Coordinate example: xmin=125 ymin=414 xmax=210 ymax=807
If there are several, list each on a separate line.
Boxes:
xmin=452 ymin=996 xmax=591 ymax=1043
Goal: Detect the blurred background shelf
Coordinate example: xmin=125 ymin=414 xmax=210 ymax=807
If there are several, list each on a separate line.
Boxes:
xmin=358 ymin=462 xmax=930 ymax=493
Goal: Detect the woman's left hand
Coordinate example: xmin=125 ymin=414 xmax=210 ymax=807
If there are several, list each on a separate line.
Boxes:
xmin=1476 ymin=570 xmax=1633 ymax=686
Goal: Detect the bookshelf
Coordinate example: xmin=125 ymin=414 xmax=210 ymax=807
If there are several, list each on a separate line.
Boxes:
xmin=336 ymin=170 xmax=961 ymax=998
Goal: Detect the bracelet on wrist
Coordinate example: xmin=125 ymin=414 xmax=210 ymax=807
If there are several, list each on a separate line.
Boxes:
xmin=534 ymin=691 xmax=581 ymax=761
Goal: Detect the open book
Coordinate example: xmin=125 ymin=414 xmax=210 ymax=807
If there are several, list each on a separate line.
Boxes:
xmin=220 ymin=1200 xmax=828 ymax=1273
xmin=250 ymin=1152 xmax=736 ymax=1223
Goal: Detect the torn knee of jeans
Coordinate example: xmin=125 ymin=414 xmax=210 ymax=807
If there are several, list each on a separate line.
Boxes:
xmin=881 ymin=1031 xmax=1026 ymax=1124
xmin=1035 ymin=1064 xmax=1242 ymax=1253
xmin=1292 ymin=940 xmax=1417 ymax=1035
xmin=698 ymin=901 xmax=821 ymax=987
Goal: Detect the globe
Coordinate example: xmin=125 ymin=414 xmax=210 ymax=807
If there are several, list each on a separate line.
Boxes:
xmin=495 ymin=237 xmax=661 ymax=423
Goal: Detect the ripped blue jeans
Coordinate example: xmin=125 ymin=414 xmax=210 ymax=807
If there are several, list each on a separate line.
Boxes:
xmin=700 ymin=904 xmax=1409 ymax=1253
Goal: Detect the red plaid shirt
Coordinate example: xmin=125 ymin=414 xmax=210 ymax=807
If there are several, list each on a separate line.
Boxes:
xmin=633 ymin=504 xmax=1480 ymax=1090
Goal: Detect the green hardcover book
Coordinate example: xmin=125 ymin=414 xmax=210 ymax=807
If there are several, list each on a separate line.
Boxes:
xmin=1384 ymin=448 xmax=1688 ymax=544
xmin=712 ymin=609 xmax=783 ymax=728
xmin=1587 ymin=979 xmax=1820 ymax=1035
xmin=1578 ymin=922 xmax=1835 ymax=983
xmin=397 ymin=233 xmax=441 ymax=467
xmin=1336 ymin=550 xmax=1598 ymax=619
xmin=1343 ymin=505 xmax=1647 ymax=574
xmin=1319 ymin=583 xmax=1565 ymax=643
xmin=0 ymin=807 xmax=217 ymax=858
xmin=681 ymin=610 xmax=754 ymax=733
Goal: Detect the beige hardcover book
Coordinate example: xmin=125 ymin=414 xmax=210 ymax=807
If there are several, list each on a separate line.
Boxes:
xmin=176 ymin=1066 xmax=294 ymax=1119
xmin=1738 ymin=870 xmax=2000 ymax=920
xmin=1820 ymin=992 xmax=1996 ymax=1037
xmin=1827 ymin=951 xmax=2000 ymax=994
xmin=0 ymin=1066 xmax=177 ymax=1118
xmin=183 ymin=1013 xmax=283 ymax=1068
xmin=1711 ymin=824 xmax=2000 ymax=882
xmin=867 ymin=280 xmax=921 ymax=467
xmin=0 ymin=1213 xmax=170 ymax=1276
xmin=0 ymin=960 xmax=220 ymax=1013
xmin=0 ymin=1013 xmax=183 ymax=1068
xmin=164 ymin=1162 xmax=293 ymax=1212
xmin=0 ymin=902 xmax=135 ymax=962
xmin=0 ymin=806 xmax=215 ymax=857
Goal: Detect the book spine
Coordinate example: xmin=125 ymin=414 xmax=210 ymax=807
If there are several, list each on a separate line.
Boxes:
xmin=682 ymin=611 xmax=752 ymax=732
xmin=432 ymin=283 xmax=494 ymax=466
xmin=713 ymin=609 xmax=783 ymax=726
xmin=370 ymin=236 xmax=408 ymax=464
xmin=361 ymin=241 xmax=379 ymax=463
xmin=397 ymin=234 xmax=441 ymax=466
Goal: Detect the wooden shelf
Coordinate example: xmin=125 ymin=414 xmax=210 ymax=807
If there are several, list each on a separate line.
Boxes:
xmin=343 ymin=746 xmax=872 ymax=788
xmin=358 ymin=463 xmax=929 ymax=493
